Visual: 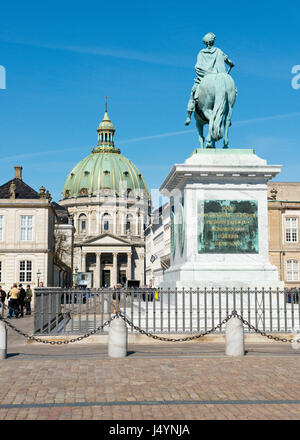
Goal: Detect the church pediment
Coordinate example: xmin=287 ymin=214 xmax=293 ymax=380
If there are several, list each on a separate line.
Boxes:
xmin=82 ymin=233 xmax=130 ymax=246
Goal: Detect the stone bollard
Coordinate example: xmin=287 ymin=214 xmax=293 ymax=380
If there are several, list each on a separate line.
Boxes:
xmin=0 ymin=321 xmax=7 ymax=360
xmin=108 ymin=316 xmax=128 ymax=358
xmin=225 ymin=316 xmax=245 ymax=356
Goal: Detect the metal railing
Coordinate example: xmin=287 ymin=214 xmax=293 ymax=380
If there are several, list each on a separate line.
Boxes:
xmin=33 ymin=287 xmax=300 ymax=335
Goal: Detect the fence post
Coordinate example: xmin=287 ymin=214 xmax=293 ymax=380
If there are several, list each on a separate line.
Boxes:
xmin=0 ymin=320 xmax=7 ymax=359
xmin=108 ymin=316 xmax=128 ymax=358
xmin=225 ymin=316 xmax=245 ymax=356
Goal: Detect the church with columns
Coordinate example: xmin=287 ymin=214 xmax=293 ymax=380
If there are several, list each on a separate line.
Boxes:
xmin=59 ymin=105 xmax=150 ymax=288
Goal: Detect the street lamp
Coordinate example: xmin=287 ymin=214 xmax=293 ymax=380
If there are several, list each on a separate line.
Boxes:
xmin=73 ymin=266 xmax=78 ymax=287
xmin=36 ymin=269 xmax=41 ymax=287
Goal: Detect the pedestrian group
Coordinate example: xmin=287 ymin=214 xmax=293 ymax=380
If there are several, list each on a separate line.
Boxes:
xmin=0 ymin=284 xmax=32 ymax=318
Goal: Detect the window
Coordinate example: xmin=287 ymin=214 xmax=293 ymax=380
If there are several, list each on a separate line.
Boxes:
xmin=0 ymin=216 xmax=3 ymax=241
xmin=285 ymin=217 xmax=298 ymax=242
xmin=19 ymin=260 xmax=32 ymax=282
xmin=0 ymin=261 xmax=2 ymax=282
xmin=102 ymin=213 xmax=111 ymax=232
xmin=20 ymin=216 xmax=33 ymax=241
xmin=78 ymin=214 xmax=87 ymax=233
xmin=286 ymin=259 xmax=299 ymax=282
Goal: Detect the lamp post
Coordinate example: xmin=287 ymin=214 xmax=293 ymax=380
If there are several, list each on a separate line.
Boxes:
xmin=73 ymin=266 xmax=78 ymax=287
xmin=36 ymin=269 xmax=41 ymax=287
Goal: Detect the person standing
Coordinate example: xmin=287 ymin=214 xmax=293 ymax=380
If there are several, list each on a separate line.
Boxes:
xmin=24 ymin=285 xmax=32 ymax=315
xmin=8 ymin=284 xmax=20 ymax=318
xmin=0 ymin=286 xmax=6 ymax=316
xmin=18 ymin=284 xmax=26 ymax=317
xmin=0 ymin=286 xmax=6 ymax=306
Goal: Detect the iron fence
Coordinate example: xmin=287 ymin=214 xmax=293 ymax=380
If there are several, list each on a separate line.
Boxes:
xmin=33 ymin=287 xmax=300 ymax=335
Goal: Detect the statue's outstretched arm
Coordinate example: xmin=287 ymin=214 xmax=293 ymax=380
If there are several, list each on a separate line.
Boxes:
xmin=224 ymin=54 xmax=234 ymax=68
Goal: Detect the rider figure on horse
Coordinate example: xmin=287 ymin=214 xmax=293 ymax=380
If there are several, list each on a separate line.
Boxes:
xmin=185 ymin=32 xmax=235 ymax=126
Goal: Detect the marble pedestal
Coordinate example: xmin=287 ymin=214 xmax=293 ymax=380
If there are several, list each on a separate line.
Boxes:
xmin=159 ymin=148 xmax=284 ymax=290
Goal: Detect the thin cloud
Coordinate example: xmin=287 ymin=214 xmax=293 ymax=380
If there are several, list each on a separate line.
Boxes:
xmin=0 ymin=38 xmax=189 ymax=68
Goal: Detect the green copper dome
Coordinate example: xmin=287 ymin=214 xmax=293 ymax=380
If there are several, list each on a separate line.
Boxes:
xmin=62 ymin=109 xmax=148 ymax=199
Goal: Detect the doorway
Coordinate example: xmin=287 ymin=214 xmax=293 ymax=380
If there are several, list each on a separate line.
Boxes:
xmin=102 ymin=270 xmax=111 ymax=287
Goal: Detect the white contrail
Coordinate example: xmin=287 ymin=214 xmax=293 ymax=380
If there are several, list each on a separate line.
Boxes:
xmin=0 ymin=38 xmax=187 ymax=68
xmin=119 ymin=112 xmax=300 ymax=144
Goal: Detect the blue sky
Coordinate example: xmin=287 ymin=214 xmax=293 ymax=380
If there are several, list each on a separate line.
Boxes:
xmin=0 ymin=0 xmax=300 ymax=203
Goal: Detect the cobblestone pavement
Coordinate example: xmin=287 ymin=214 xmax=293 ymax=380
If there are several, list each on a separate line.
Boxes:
xmin=1 ymin=314 xmax=300 ymax=420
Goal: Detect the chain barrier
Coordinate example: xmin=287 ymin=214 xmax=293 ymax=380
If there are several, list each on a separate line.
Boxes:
xmin=116 ymin=311 xmax=235 ymax=342
xmin=233 ymin=311 xmax=300 ymax=344
xmin=0 ymin=311 xmax=117 ymax=345
xmin=1 ymin=305 xmax=300 ymax=345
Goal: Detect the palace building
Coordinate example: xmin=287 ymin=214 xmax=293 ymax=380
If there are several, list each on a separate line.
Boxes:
xmin=0 ymin=166 xmax=73 ymax=295
xmin=59 ymin=107 xmax=150 ymax=288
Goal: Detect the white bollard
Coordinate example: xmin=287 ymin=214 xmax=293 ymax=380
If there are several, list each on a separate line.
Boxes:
xmin=108 ymin=316 xmax=128 ymax=358
xmin=226 ymin=316 xmax=245 ymax=356
xmin=0 ymin=321 xmax=7 ymax=359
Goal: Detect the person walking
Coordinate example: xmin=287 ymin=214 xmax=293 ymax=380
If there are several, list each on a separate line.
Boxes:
xmin=24 ymin=285 xmax=32 ymax=315
xmin=18 ymin=284 xmax=26 ymax=317
xmin=8 ymin=284 xmax=20 ymax=318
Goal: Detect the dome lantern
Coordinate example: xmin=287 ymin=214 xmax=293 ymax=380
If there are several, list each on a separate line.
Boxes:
xmin=92 ymin=97 xmax=120 ymax=154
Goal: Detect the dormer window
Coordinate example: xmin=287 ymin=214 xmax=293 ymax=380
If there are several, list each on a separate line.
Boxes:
xmin=84 ymin=171 xmax=90 ymax=176
xmin=104 ymin=170 xmax=110 ymax=176
xmin=123 ymin=171 xmax=129 ymax=177
xmin=79 ymin=187 xmax=88 ymax=196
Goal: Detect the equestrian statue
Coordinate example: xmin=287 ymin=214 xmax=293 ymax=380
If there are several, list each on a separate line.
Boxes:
xmin=185 ymin=32 xmax=237 ymax=148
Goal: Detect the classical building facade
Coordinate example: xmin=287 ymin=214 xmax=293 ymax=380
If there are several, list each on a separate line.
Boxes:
xmin=0 ymin=166 xmax=73 ymax=294
xmin=145 ymin=203 xmax=170 ymax=287
xmin=268 ymin=182 xmax=300 ymax=288
xmin=59 ymin=108 xmax=150 ymax=288
xmin=146 ymin=182 xmax=300 ymax=288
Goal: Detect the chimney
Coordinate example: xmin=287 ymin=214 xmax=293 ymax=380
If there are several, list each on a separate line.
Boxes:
xmin=14 ymin=166 xmax=23 ymax=180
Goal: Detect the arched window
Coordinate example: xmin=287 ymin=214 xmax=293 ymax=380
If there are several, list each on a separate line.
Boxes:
xmin=126 ymin=214 xmax=134 ymax=234
xmin=102 ymin=213 xmax=111 ymax=232
xmin=78 ymin=214 xmax=87 ymax=234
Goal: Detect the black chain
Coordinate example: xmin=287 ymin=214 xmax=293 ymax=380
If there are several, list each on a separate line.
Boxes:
xmin=233 ymin=311 xmax=300 ymax=343
xmin=116 ymin=311 xmax=234 ymax=342
xmin=2 ymin=306 xmax=300 ymax=345
xmin=0 ymin=313 xmax=117 ymax=345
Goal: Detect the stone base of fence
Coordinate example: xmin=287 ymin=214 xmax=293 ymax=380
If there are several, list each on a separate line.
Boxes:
xmin=26 ymin=332 xmax=298 ymax=345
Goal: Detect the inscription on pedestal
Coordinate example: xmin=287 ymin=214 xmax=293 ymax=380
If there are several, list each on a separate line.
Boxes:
xmin=198 ymin=200 xmax=258 ymax=253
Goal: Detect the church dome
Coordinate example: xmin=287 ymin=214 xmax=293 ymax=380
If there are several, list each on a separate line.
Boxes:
xmin=62 ymin=106 xmax=148 ymax=199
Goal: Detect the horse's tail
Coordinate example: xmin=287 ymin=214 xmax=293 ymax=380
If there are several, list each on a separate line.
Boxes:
xmin=211 ymin=73 xmax=227 ymax=141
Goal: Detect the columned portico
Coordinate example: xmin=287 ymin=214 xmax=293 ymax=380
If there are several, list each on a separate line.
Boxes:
xmin=80 ymin=233 xmax=138 ymax=287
